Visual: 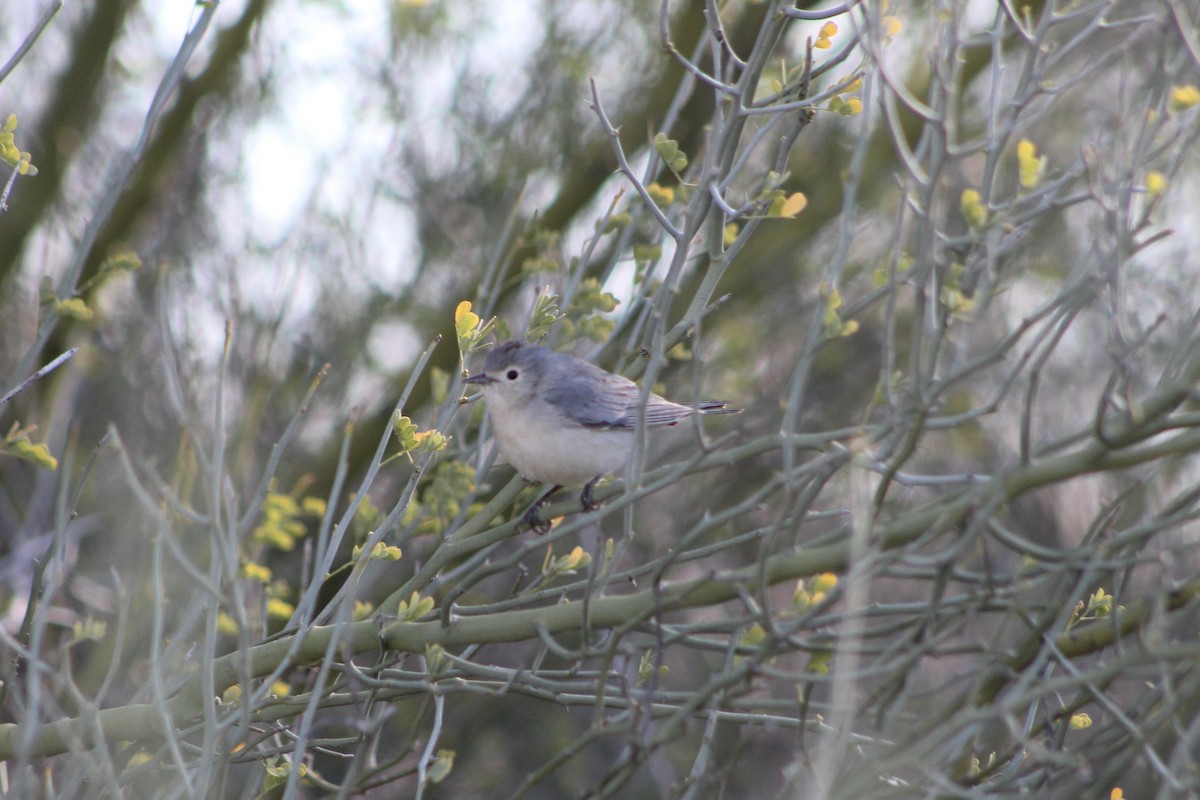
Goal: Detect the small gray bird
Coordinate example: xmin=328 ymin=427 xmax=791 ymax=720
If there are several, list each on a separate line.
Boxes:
xmin=465 ymin=339 xmax=734 ymax=532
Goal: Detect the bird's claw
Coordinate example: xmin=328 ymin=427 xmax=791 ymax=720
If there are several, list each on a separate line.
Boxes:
xmin=521 ymin=479 xmax=603 ymax=533
xmin=523 ymin=504 xmax=551 ymax=535
xmin=580 ymin=476 xmax=601 ymax=512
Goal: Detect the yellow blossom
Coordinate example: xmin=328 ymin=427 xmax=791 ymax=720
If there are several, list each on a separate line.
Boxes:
xmin=1169 ymin=84 xmax=1200 ymax=111
xmin=1146 ymin=171 xmax=1166 ymax=196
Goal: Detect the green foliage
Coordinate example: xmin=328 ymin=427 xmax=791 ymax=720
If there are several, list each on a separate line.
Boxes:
xmin=453 ymin=300 xmax=497 ymax=362
xmin=525 ymin=291 xmax=563 ymax=342
xmin=752 ymin=170 xmax=806 ymax=219
xmin=632 ymin=242 xmax=661 ymax=263
xmin=1066 ymin=587 xmax=1123 ymax=631
xmin=0 ymin=422 xmax=58 ymax=470
xmin=426 ymin=749 xmax=455 ymax=785
xmin=805 ymin=650 xmax=832 ymax=676
xmin=412 ymin=460 xmax=477 ymax=536
xmin=52 ymin=297 xmax=92 ymax=321
xmin=645 ymin=182 xmax=674 ymax=207
xmin=391 ymin=412 xmax=448 ymax=461
xmin=527 ymin=544 xmax=591 ymax=591
xmin=396 ymin=590 xmax=435 ymax=621
xmin=556 ymin=278 xmax=618 ymax=344
xmin=519 ymin=228 xmax=564 ymax=275
xmin=351 ymin=492 xmax=382 ymax=545
xmin=259 ymin=754 xmax=309 ymax=796
xmin=734 ymin=623 xmax=766 ymax=666
xmin=266 ymin=595 xmax=295 ymax=621
xmin=424 ymin=643 xmax=450 ymax=676
xmin=241 ymin=561 xmax=272 ymax=583
xmin=78 ymin=250 xmax=142 ymax=294
xmin=767 ymin=191 xmax=807 ymax=218
xmin=252 ymin=492 xmax=310 ymax=551
xmin=352 ymin=541 xmax=403 ymax=562
xmin=636 ymin=649 xmax=667 ymax=685
xmin=429 ymin=365 xmax=451 ymax=405
xmin=819 ymin=286 xmax=859 ymax=338
xmin=792 ymin=572 xmax=837 ymax=611
xmin=389 ymin=0 xmax=450 ymax=42
xmin=1169 ymin=83 xmax=1200 ymax=111
xmin=960 ymin=188 xmax=988 ymax=228
xmin=71 ymin=616 xmax=107 ymax=643
xmin=6 ymin=2 xmax=1200 ymax=798
xmin=827 ymin=95 xmax=862 ymax=115
xmin=0 ymin=113 xmax=38 ymax=175
xmin=653 ymin=131 xmax=688 ymax=174
xmin=603 ymin=211 xmax=632 ymax=232
xmin=1016 ymin=139 xmax=1047 ymax=189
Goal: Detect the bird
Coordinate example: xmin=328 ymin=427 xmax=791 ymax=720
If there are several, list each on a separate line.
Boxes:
xmin=465 ymin=339 xmax=735 ymax=532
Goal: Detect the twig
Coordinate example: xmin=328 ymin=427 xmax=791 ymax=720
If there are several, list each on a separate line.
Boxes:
xmin=0 ymin=348 xmax=77 ymax=405
xmin=587 ymin=78 xmax=683 ymax=241
xmin=0 ymin=0 xmax=63 ymax=85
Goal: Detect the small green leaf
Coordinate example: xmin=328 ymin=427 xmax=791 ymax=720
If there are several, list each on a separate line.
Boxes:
xmin=452 ymin=300 xmax=496 ymax=358
xmin=53 ymin=297 xmax=93 ymax=321
xmin=654 ymin=131 xmax=688 ymax=173
xmin=633 ymin=243 xmax=662 ymax=262
xmin=397 ymin=591 xmax=436 ymax=620
xmin=603 ymin=212 xmax=631 ymax=232
xmin=7 ymin=439 xmax=58 ymax=470
xmin=427 ymin=749 xmax=455 ymax=784
xmin=646 ymin=182 xmax=675 ymax=206
xmin=352 ymin=541 xmax=403 ymax=561
xmin=98 ymin=251 xmax=142 ymax=276
xmin=425 ymin=643 xmax=450 ymax=675
xmin=71 ymin=616 xmax=107 ymax=643
xmin=392 ymin=413 xmax=419 ymax=450
xmin=526 ymin=292 xmax=563 ymax=342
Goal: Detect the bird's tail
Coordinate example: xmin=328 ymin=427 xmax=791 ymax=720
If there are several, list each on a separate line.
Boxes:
xmin=685 ymin=401 xmax=740 ymax=415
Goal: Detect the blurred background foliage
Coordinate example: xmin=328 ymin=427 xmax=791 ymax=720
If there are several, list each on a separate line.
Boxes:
xmin=3 ymin=0 xmax=1200 ymax=797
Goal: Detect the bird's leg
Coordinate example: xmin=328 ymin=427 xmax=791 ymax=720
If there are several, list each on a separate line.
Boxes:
xmin=523 ymin=485 xmax=562 ymax=534
xmin=580 ymin=475 xmax=602 ymax=513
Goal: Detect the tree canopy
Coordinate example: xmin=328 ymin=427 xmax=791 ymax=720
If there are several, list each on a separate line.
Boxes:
xmin=2 ymin=1 xmax=1200 ymax=797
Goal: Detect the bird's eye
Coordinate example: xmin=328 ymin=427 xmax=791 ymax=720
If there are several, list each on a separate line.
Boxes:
xmin=506 ymin=369 xmax=519 ymax=381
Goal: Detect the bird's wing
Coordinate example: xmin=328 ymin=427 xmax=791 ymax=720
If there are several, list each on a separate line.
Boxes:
xmin=543 ymin=363 xmax=639 ymax=429
xmin=543 ymin=352 xmax=729 ymax=429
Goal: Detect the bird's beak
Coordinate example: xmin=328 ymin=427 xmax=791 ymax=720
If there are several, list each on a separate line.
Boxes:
xmin=464 ymin=373 xmax=494 ymax=385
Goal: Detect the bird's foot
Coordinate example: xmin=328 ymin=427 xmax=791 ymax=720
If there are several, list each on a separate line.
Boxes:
xmin=523 ymin=485 xmax=562 ymax=534
xmin=522 ymin=503 xmax=552 ymax=535
xmin=580 ymin=476 xmax=602 ymax=513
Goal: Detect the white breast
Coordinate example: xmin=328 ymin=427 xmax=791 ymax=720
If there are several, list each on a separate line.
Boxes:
xmin=486 ymin=401 xmax=633 ymax=486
